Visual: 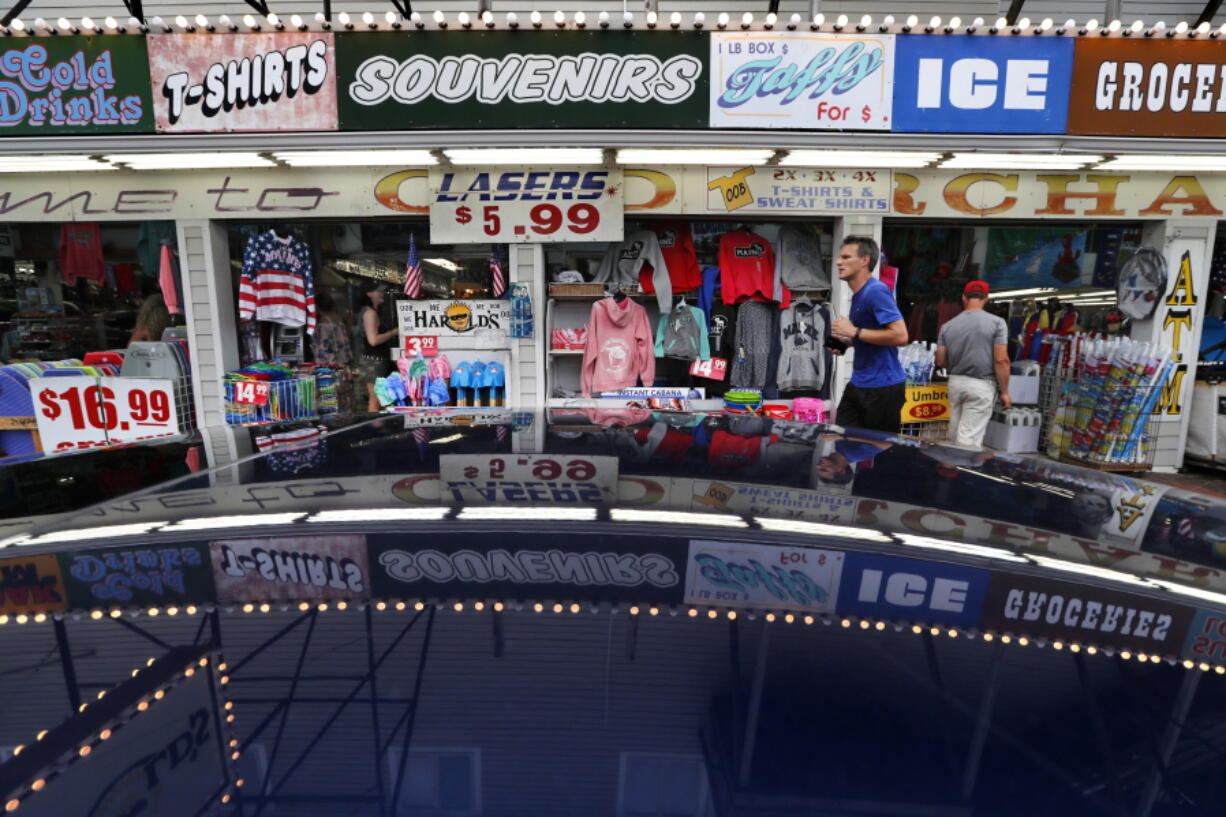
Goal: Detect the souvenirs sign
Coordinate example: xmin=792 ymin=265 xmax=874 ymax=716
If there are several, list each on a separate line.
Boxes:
xmin=336 ymin=30 xmax=707 ymax=130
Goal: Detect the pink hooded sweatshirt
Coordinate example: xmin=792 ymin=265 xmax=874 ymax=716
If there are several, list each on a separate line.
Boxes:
xmin=581 ymin=297 xmax=656 ymax=397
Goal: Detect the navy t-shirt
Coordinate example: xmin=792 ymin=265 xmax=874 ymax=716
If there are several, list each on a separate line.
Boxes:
xmin=849 ymin=277 xmax=905 ymax=388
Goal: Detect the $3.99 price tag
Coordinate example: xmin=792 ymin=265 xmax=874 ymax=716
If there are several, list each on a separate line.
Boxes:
xmin=35 ymin=376 xmax=180 ymax=453
xmin=404 ymin=336 xmax=438 ymax=358
xmin=232 ymin=380 xmax=271 ymax=406
xmin=690 ymin=358 xmax=729 ymax=381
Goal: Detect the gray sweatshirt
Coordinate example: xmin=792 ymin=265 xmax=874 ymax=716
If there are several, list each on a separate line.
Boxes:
xmin=776 ymin=302 xmax=826 ymax=392
xmin=777 ymin=224 xmax=829 ymax=290
xmin=655 ymin=303 xmax=711 ymax=361
xmin=594 ymin=230 xmax=672 ymax=314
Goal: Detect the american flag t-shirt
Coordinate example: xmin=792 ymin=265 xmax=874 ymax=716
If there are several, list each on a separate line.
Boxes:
xmin=404 ymin=234 xmax=422 ymax=298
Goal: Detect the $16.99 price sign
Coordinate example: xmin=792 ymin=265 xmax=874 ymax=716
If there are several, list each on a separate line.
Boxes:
xmin=428 ymin=168 xmax=624 ymax=245
xmin=35 ymin=376 xmax=181 ymax=453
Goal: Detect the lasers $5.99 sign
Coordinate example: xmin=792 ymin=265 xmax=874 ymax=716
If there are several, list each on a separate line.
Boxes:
xmin=428 ymin=168 xmax=624 ymax=244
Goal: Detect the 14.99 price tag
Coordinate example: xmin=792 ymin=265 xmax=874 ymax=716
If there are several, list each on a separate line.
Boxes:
xmin=35 ymin=376 xmax=181 ymax=453
xmin=232 ymin=380 xmax=270 ymax=406
xmin=428 ymin=168 xmax=624 ymax=245
xmin=690 ymin=358 xmax=729 ymax=381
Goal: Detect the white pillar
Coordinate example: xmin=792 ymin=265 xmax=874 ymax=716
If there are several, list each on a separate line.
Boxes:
xmin=177 ymin=219 xmax=247 ymax=468
xmin=1133 ymin=219 xmax=1214 ymax=471
xmin=506 ymin=242 xmax=545 ymax=414
xmin=829 ymin=215 xmax=886 ymax=408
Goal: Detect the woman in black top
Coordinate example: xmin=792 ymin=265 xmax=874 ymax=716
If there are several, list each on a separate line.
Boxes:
xmin=356 ymin=281 xmax=398 ymax=412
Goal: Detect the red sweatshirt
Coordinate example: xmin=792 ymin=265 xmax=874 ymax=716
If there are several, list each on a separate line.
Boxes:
xmin=719 ymin=227 xmax=790 ymax=307
xmin=581 ymin=298 xmax=656 ymax=397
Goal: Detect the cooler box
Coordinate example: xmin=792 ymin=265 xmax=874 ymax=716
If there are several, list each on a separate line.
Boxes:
xmin=1187 ymin=382 xmax=1226 ymax=464
xmin=1011 ymin=375 xmax=1040 ymax=406
xmin=121 ymin=342 xmax=186 ymax=379
xmin=984 ymin=419 xmax=1040 ymax=453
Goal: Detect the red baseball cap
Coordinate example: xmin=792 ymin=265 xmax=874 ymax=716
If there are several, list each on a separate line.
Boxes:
xmin=964 ymin=280 xmax=990 ymax=296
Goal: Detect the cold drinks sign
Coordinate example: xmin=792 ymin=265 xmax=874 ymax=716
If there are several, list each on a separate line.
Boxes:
xmin=0 ymin=36 xmax=153 ymax=134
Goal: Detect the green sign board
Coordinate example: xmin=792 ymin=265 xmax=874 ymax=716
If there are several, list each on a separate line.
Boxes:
xmin=58 ymin=542 xmax=215 ymax=609
xmin=335 ymin=30 xmax=708 ymax=130
xmin=0 ymin=35 xmax=153 ymax=135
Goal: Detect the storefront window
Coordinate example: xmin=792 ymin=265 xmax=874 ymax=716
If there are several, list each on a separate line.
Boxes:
xmin=883 ymin=222 xmax=1142 ymax=352
xmin=226 ymin=221 xmax=505 ymax=418
xmin=0 ymin=221 xmax=182 ymax=362
xmin=545 ymin=218 xmax=834 ymax=404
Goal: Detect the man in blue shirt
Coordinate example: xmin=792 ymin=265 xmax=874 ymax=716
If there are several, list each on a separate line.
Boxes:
xmin=830 ymin=236 xmax=909 ymax=433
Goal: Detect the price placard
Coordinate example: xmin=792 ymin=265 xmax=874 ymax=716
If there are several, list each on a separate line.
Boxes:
xmin=690 ymin=357 xmax=729 ymax=381
xmin=900 ymin=384 xmax=950 ymax=425
xmin=232 ymin=380 xmax=270 ymax=406
xmin=106 ymin=378 xmax=182 ymax=444
xmin=428 ymin=167 xmax=624 ymax=244
xmin=439 ymin=454 xmax=619 ymax=504
xmin=404 ymin=336 xmax=439 ymax=358
xmin=35 ymin=376 xmax=182 ymax=453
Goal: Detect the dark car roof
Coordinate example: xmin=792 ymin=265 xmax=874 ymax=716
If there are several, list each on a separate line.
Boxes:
xmin=2 ymin=409 xmax=1225 ymax=816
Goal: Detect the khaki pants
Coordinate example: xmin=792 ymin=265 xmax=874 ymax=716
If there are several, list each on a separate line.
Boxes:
xmin=946 ymin=375 xmax=996 ymax=448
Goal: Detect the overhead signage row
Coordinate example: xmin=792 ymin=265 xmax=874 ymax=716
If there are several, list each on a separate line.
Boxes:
xmin=0 ymin=531 xmax=1210 ymax=662
xmin=5 ymin=165 xmax=1226 ymax=224
xmin=3 ymin=32 xmax=1225 ymax=137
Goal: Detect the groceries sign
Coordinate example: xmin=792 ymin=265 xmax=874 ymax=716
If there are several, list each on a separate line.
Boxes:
xmin=1069 ymin=39 xmax=1226 ymax=137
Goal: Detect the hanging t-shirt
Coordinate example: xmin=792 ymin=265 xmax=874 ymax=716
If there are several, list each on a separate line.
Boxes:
xmin=647 ymin=221 xmax=702 ymax=293
xmin=776 ymin=224 xmax=829 ymax=291
xmin=58 ymin=223 xmax=106 ymax=286
xmin=112 ymin=263 xmax=137 ymax=295
xmin=718 ymin=228 xmax=790 ymax=307
xmin=159 ymin=244 xmax=184 ymax=315
xmin=137 ymin=221 xmax=177 ymax=280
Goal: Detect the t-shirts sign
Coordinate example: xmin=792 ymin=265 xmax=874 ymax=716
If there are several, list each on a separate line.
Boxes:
xmin=147 ymin=32 xmax=338 ymax=133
